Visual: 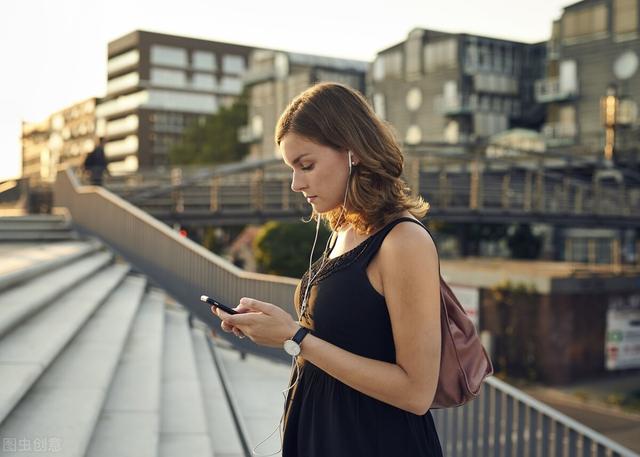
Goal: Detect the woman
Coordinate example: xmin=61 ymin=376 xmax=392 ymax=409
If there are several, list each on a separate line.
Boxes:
xmin=213 ymin=82 xmax=443 ymax=456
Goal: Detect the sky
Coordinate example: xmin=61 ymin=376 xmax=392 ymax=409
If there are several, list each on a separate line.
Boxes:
xmin=0 ymin=0 xmax=572 ymax=181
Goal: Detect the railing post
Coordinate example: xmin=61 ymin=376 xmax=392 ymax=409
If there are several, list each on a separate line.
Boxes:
xmin=470 ymin=160 xmax=480 ymax=210
xmin=502 ymin=173 xmax=511 ymax=210
xmin=171 ymin=167 xmax=184 ymax=213
xmin=251 ymin=169 xmax=264 ymax=212
xmin=282 ymin=178 xmax=290 ymax=210
xmin=575 ymin=186 xmax=583 ymax=214
xmin=563 ymin=177 xmax=571 ymax=213
xmin=209 ymin=176 xmax=220 ymax=212
xmin=439 ymin=168 xmax=450 ymax=209
xmin=535 ymin=160 xmax=545 ymax=212
xmin=409 ymin=157 xmax=420 ymax=197
xmin=592 ymin=175 xmax=601 ymax=215
xmin=524 ymin=170 xmax=533 ymax=212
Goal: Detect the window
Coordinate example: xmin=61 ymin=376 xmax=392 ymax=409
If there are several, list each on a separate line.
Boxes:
xmin=614 ymin=0 xmax=638 ymax=35
xmin=424 ymin=39 xmax=457 ymax=72
xmin=192 ymin=73 xmax=216 ymax=90
xmin=193 ymin=51 xmax=216 ymax=71
xmin=372 ymin=57 xmax=385 ymax=81
xmin=405 ymin=32 xmax=423 ymax=78
xmin=150 ymin=45 xmax=187 ymax=67
xmin=373 ymin=93 xmax=386 ymax=119
xmin=562 ymin=4 xmax=608 ymax=41
xmin=381 ymin=51 xmax=403 ymax=78
xmin=150 ymin=68 xmax=186 ymax=88
xmin=223 ymin=55 xmax=245 ymax=74
xmin=146 ymin=90 xmax=219 ymax=113
xmin=219 ymin=76 xmax=243 ymax=94
xmin=405 ymin=125 xmax=422 ymax=145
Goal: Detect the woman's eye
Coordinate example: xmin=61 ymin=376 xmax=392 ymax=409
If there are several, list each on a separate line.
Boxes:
xmin=300 ymin=164 xmax=314 ymax=171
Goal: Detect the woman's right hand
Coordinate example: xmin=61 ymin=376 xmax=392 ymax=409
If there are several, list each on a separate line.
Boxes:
xmin=213 ymin=303 xmax=250 ymax=338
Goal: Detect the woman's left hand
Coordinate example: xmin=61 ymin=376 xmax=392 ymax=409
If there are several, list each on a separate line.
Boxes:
xmin=215 ymin=297 xmax=299 ymax=348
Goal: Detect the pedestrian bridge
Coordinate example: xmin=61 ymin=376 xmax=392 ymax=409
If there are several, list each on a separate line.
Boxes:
xmin=103 ymin=153 xmax=640 ymax=228
xmin=0 ymin=168 xmax=636 ymax=457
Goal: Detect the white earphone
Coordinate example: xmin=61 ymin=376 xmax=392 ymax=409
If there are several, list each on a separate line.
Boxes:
xmin=252 ymin=148 xmax=357 ymax=457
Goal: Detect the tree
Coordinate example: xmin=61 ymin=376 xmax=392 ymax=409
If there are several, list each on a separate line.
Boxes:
xmin=169 ymin=91 xmax=249 ymax=165
xmin=253 ymin=221 xmax=331 ymax=277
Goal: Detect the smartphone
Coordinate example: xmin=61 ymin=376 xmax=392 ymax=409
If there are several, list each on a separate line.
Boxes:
xmin=201 ymin=295 xmax=239 ymax=315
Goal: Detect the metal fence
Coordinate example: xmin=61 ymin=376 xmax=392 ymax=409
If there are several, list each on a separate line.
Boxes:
xmin=432 ymin=377 xmax=638 ymax=457
xmin=53 ymin=166 xmax=639 ymax=457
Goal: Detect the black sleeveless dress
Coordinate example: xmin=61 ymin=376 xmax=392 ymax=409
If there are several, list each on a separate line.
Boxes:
xmin=282 ymin=217 xmax=443 ymax=457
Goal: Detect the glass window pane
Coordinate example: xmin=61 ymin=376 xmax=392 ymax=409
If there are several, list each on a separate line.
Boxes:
xmin=193 ymin=51 xmax=216 ymax=71
xmin=151 ymin=45 xmax=188 ymax=67
xmin=223 ymin=55 xmax=246 ymax=74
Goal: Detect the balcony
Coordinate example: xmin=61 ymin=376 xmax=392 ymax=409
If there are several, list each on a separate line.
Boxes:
xmin=535 ymin=77 xmax=579 ymax=103
xmin=542 ymin=122 xmax=577 ymax=146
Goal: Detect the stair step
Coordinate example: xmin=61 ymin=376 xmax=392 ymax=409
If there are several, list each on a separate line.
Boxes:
xmin=159 ymin=308 xmax=213 ymax=457
xmin=0 ymin=230 xmax=77 ymax=242
xmin=192 ymin=329 xmax=245 ymax=457
xmin=85 ymin=289 xmax=165 ymax=457
xmin=0 ymin=240 xmax=101 ymax=291
xmin=0 ymin=251 xmax=113 ymax=339
xmin=0 ymin=215 xmax=67 ymax=224
xmin=215 ymin=344 xmax=291 ymax=456
xmin=0 ymin=274 xmax=146 ymax=457
xmin=0 ymin=264 xmax=130 ymax=425
xmin=0 ymin=222 xmax=71 ymax=232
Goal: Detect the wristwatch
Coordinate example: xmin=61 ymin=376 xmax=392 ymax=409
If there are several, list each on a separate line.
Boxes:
xmin=283 ymin=326 xmax=310 ymax=357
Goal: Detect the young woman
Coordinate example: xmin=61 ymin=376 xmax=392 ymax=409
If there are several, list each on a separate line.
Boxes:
xmin=213 ymin=82 xmax=443 ymax=456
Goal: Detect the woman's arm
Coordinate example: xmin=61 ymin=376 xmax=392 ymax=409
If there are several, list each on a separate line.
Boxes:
xmin=219 ymin=222 xmax=441 ymax=415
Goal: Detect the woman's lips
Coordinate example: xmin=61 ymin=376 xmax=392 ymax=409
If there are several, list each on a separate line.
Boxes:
xmin=306 ymin=196 xmax=317 ymax=203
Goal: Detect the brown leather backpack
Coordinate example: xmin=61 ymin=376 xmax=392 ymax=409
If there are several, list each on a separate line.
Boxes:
xmin=430 ymin=266 xmax=494 ymax=409
xmin=413 ymin=220 xmax=493 ymax=409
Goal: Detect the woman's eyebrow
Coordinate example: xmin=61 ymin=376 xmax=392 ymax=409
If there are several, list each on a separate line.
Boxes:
xmin=292 ymin=153 xmax=310 ymax=165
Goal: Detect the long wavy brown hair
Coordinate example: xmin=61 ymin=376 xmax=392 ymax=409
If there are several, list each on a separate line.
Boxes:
xmin=275 ymin=82 xmax=429 ymax=234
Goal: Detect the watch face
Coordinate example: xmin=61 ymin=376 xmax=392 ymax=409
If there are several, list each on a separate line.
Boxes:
xmin=284 ymin=340 xmax=301 ymax=357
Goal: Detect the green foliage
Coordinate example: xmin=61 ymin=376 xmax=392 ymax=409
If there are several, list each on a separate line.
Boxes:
xmin=253 ymin=221 xmax=331 ymax=277
xmin=169 ymin=92 xmax=249 ymax=165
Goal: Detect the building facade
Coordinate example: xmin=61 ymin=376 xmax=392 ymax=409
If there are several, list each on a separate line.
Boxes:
xmin=22 ymin=97 xmax=99 ymax=183
xmin=239 ymin=50 xmax=368 ymax=159
xmin=535 ymin=0 xmax=640 ymax=163
xmin=98 ymin=30 xmax=255 ymax=173
xmin=369 ymin=28 xmax=547 ymax=147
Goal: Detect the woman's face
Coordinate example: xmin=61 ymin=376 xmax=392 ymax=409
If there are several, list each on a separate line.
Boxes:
xmin=280 ymin=132 xmax=351 ymax=214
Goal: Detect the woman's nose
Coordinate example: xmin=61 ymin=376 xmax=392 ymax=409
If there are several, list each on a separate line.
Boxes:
xmin=291 ymin=172 xmax=307 ymax=193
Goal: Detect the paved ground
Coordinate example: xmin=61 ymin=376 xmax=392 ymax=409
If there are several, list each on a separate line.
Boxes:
xmin=521 ymin=372 xmax=640 ymax=454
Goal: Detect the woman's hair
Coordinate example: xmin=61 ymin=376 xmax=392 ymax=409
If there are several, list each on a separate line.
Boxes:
xmin=275 ymin=82 xmax=429 ymax=234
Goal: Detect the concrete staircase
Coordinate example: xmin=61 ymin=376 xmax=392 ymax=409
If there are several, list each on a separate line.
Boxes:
xmin=0 ymin=215 xmax=290 ymax=457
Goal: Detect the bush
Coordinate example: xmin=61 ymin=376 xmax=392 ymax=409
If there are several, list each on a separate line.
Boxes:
xmin=253 ymin=221 xmax=331 ymax=277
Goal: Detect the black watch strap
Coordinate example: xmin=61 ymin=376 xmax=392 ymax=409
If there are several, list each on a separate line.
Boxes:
xmin=292 ymin=326 xmax=310 ymax=345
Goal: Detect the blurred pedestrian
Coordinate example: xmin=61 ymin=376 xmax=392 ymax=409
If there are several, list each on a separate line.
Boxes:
xmin=83 ymin=137 xmax=108 ymax=185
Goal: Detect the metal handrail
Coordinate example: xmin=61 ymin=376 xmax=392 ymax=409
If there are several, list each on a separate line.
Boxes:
xmin=53 ymin=166 xmax=299 ymax=360
xmin=431 ymin=377 xmax=639 ymax=457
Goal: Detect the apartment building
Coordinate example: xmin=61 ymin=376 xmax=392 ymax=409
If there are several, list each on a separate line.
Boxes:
xmin=97 ymin=30 xmax=255 ymax=173
xmin=535 ymin=0 xmax=640 ymax=163
xmin=239 ymin=50 xmax=368 ymax=159
xmin=369 ymin=28 xmax=547 ymax=147
xmin=21 ymin=97 xmax=99 ymax=182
